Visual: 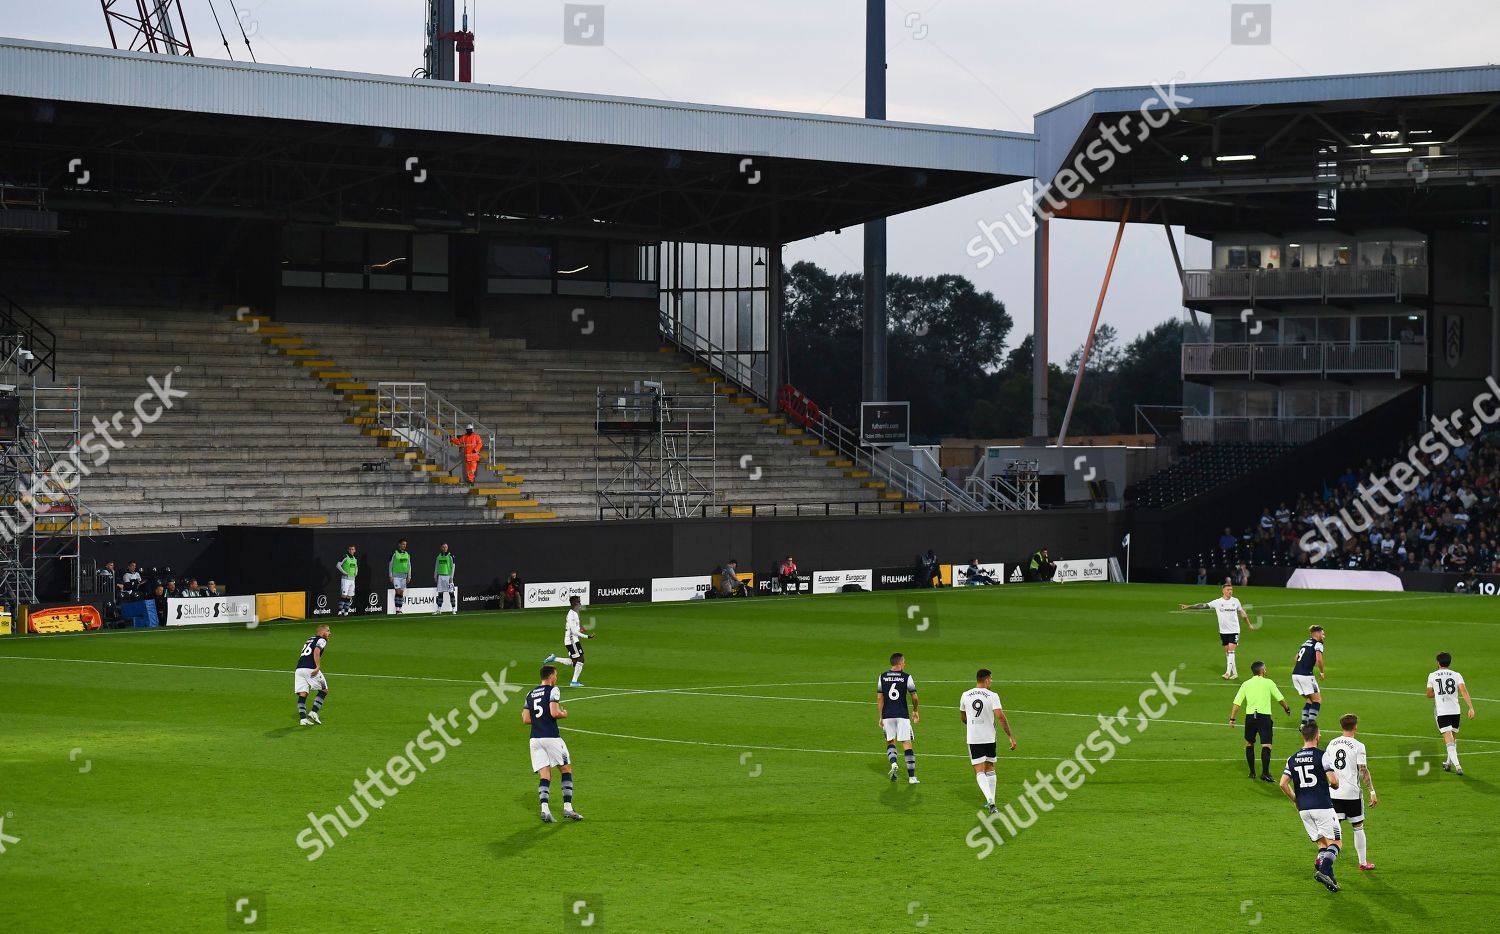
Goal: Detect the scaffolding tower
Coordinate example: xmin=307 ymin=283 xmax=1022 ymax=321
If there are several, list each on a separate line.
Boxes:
xmin=0 ymin=338 xmax=86 ymax=618
xmin=595 ymin=382 xmax=717 ymax=519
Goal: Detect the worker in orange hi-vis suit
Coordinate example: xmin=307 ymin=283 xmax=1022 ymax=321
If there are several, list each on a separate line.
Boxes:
xmin=451 ymin=424 xmax=483 ymax=483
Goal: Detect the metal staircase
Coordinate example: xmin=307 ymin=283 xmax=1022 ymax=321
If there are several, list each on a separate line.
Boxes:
xmin=658 ymin=310 xmax=988 ymax=511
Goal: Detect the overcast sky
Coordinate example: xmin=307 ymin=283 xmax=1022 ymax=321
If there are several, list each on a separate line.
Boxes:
xmin=11 ymin=1 xmax=1500 ymax=361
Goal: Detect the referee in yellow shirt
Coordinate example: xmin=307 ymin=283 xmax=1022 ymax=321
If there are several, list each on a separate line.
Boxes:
xmin=1229 ymin=661 xmax=1293 ymax=782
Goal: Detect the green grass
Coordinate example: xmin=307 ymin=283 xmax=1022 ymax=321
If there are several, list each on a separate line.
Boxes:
xmin=1 ymin=583 xmax=1497 ymax=933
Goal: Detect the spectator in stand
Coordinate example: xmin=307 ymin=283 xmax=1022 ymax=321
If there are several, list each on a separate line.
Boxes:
xmin=1234 ymin=563 xmax=1251 ymax=587
xmin=1446 ymin=540 xmax=1469 ymax=571
xmin=120 ymin=562 xmax=143 ymax=599
xmin=1258 ymin=509 xmax=1275 ymax=533
xmin=152 ymin=584 xmax=168 ymax=620
xmin=777 ymin=555 xmax=799 ymax=595
xmin=1195 ymin=566 xmax=1208 ymax=585
xmin=1274 ymin=502 xmax=1292 ymax=526
xmin=97 ymin=560 xmax=117 ymax=596
xmin=502 ymin=571 xmax=524 ymax=610
xmin=1218 ymin=528 xmax=1237 ymax=551
xmin=179 ymin=579 xmax=201 ymax=598
xmin=204 ymin=580 xmax=220 ymax=597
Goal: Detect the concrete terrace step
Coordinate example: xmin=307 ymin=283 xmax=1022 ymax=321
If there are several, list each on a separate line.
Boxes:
xmin=33 ymin=305 xmax=884 ymax=531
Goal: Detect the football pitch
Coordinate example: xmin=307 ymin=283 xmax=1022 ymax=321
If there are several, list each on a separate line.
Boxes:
xmin=2 ymin=583 xmax=1497 ymax=933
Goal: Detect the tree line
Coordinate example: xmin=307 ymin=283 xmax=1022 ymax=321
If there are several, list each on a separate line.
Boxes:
xmin=782 ymin=261 xmax=1200 ymax=441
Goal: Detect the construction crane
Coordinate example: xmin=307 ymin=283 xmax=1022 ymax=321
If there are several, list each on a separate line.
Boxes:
xmin=101 ymin=0 xmax=257 ymax=62
xmin=100 ymin=0 xmax=195 ymax=57
xmin=419 ymin=0 xmax=476 ymax=83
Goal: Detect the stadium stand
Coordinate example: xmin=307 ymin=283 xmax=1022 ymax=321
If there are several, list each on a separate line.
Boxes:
xmin=261 ymin=317 xmax=896 ymax=521
xmin=41 ymin=307 xmax=490 ymax=531
xmin=1182 ymin=431 xmax=1500 ymax=575
xmin=1125 ymin=442 xmax=1297 ymax=508
xmin=39 ymin=307 xmax=891 ymax=532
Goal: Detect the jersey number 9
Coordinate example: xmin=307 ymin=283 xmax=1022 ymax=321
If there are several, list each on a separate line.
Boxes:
xmin=971 ymin=698 xmax=985 ymax=717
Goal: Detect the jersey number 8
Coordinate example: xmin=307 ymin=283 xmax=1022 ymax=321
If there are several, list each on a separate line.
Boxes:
xmin=1333 ymin=749 xmax=1346 ymax=770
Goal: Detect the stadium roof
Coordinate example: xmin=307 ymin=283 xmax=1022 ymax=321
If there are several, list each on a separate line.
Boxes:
xmin=0 ymin=37 xmax=1036 ymax=244
xmin=1033 ymin=65 xmax=1500 ymax=232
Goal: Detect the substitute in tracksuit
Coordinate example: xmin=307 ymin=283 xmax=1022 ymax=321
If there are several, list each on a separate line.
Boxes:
xmin=434 ymin=544 xmax=458 ymax=614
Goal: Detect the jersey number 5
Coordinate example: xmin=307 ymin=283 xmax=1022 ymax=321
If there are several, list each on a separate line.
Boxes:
xmin=531 ymin=697 xmax=545 ymax=718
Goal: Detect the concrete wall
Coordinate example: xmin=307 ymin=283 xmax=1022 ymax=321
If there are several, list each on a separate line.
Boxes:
xmin=189 ymin=509 xmax=1121 ymax=603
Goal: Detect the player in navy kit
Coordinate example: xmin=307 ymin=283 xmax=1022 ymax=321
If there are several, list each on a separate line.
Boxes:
xmin=1278 ymin=721 xmax=1344 ymax=892
xmin=294 ymin=624 xmax=331 ymax=726
xmin=523 ymin=665 xmax=582 ymax=823
xmin=1291 ymin=626 xmax=1326 ymax=725
xmin=877 ymin=652 xmax=921 ymax=784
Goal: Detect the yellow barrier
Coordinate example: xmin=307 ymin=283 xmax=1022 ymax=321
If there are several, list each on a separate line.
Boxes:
xmin=255 ymin=592 xmax=307 ymax=623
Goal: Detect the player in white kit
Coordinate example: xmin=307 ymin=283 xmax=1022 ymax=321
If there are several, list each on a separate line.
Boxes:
xmin=1325 ymin=713 xmax=1377 ymax=871
xmin=1178 ymin=582 xmax=1250 ymax=679
xmin=1427 ymin=652 xmax=1477 ymax=775
xmin=543 ymin=595 xmax=595 ymax=687
xmin=959 ymin=668 xmax=1016 ymax=814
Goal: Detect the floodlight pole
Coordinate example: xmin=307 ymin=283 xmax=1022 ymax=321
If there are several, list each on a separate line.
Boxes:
xmin=861 ymin=0 xmax=888 ymax=405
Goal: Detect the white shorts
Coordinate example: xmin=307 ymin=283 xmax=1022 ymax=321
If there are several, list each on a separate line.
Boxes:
xmin=391 ymin=576 xmax=408 ymax=590
xmin=1298 ymin=808 xmax=1340 ymax=843
xmin=882 ymin=718 xmax=913 ymax=742
xmin=436 ymin=575 xmax=455 ymax=593
xmin=529 ymin=737 xmax=571 ymax=772
xmin=339 ymin=578 xmax=356 ymax=598
xmin=294 ymin=669 xmax=328 ymax=694
xmin=1292 ymin=674 xmax=1320 ymax=696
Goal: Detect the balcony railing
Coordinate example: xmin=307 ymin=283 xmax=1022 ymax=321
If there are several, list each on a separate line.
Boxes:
xmin=1183 ymin=265 xmax=1427 ymax=303
xmin=1182 ymin=416 xmax=1348 ymax=444
xmin=1182 ymin=340 xmax=1425 ymax=378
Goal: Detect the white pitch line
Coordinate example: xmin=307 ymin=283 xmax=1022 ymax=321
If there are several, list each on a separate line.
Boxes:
xmin=570 ymin=686 xmax=1500 ymax=746
xmin=559 ymin=727 xmax=1499 ymax=763
xmin=4 ymin=656 xmax=1493 ymax=747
